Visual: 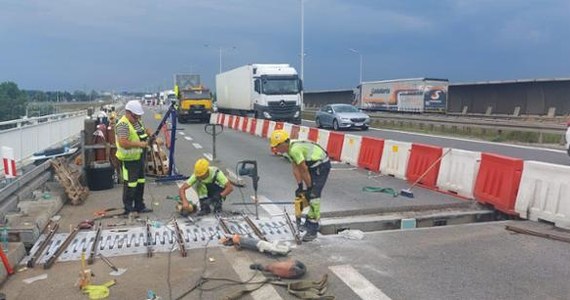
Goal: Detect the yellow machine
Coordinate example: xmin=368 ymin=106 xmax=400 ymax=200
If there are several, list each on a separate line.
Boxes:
xmin=174 ymin=84 xmax=213 ymax=123
xmin=294 ymin=194 xmax=309 ymax=227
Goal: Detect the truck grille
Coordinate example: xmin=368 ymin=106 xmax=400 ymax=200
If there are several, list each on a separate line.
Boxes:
xmin=350 ymin=118 xmax=366 ymax=122
xmin=268 ymin=101 xmax=297 ymax=113
xmin=190 ymin=104 xmax=205 ymax=109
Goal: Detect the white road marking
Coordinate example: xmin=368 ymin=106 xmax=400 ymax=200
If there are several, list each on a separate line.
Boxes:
xmin=184 ymin=136 xmax=193 ymax=141
xmin=221 ymin=248 xmax=284 ymax=299
xmin=255 ymin=195 xmax=294 ymax=216
xmin=203 ymin=153 xmax=213 ymax=161
xmin=178 ymin=131 xmax=185 ymax=135
xmin=329 ymin=264 xmax=392 ymax=300
xmin=304 ymin=119 xmax=567 ymax=153
xmin=192 ymin=143 xmax=203 ymax=149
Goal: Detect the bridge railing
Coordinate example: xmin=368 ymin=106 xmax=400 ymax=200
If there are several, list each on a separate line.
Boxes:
xmin=0 ymin=111 xmax=87 ymax=173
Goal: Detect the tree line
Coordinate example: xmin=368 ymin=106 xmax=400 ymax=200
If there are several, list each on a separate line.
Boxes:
xmin=0 ymin=81 xmax=101 ymax=121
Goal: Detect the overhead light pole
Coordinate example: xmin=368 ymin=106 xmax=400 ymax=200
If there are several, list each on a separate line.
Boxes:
xmin=204 ymin=45 xmax=237 ymax=74
xmin=349 ymin=48 xmax=363 ymax=84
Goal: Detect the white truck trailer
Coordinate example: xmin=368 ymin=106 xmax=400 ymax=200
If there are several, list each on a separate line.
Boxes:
xmin=353 ymin=78 xmax=448 ymax=112
xmin=215 ymin=64 xmax=302 ymax=124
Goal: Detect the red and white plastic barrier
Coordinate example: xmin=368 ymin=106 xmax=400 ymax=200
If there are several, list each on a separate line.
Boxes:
xmin=298 ymin=126 xmax=310 ymax=140
xmin=316 ymin=129 xmax=330 ymax=151
xmin=357 ymin=137 xmax=385 ymax=172
xmin=406 ymin=144 xmax=443 ymax=190
xmin=515 ymin=161 xmax=570 ymax=229
xmin=2 ymin=146 xmax=17 ymax=178
xmin=267 ymin=121 xmax=277 ymax=138
xmin=211 ymin=113 xmax=219 ymax=125
xmin=326 ymin=132 xmax=345 ymax=161
xmin=340 ymin=134 xmax=362 ymax=166
xmin=380 ymin=140 xmax=411 ymax=179
xmin=436 ymin=149 xmax=481 ymax=199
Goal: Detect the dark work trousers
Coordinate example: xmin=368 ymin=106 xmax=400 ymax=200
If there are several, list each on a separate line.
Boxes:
xmin=199 ymin=181 xmax=224 ymax=213
xmin=121 ymin=158 xmax=147 ymax=213
xmin=307 ymin=160 xmax=331 ymax=221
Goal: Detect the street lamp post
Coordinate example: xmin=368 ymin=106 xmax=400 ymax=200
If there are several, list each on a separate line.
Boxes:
xmin=204 ymin=45 xmax=236 ymax=74
xmin=349 ymin=48 xmax=363 ymax=84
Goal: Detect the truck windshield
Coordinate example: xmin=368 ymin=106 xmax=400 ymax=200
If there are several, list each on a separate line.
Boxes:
xmin=262 ymin=78 xmax=300 ymax=95
xmin=181 ymin=91 xmax=210 ymax=100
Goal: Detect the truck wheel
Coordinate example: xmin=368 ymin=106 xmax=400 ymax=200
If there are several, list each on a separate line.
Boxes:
xmin=315 ymin=118 xmax=321 ymax=128
xmin=333 ymin=119 xmax=339 ymax=131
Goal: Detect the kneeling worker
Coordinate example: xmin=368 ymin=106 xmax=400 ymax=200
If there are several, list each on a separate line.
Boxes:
xmin=178 ymin=158 xmax=233 ymax=216
xmin=269 ymin=129 xmax=331 ymax=242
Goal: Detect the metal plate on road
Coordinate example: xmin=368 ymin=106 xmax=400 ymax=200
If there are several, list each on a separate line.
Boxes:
xmin=24 ymin=217 xmax=294 ymax=264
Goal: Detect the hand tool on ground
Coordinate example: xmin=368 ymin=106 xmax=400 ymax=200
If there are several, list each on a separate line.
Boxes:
xmin=98 ymin=253 xmax=127 ymax=276
xmin=167 ymin=195 xmax=198 ymax=216
xmin=250 ymin=260 xmax=306 ymax=279
xmin=82 ymin=279 xmax=116 ymax=300
xmin=217 ymin=216 xmax=233 ymax=235
xmin=87 ymin=222 xmax=102 ymax=265
xmin=224 ymin=274 xmax=334 ymax=300
xmin=283 ymin=208 xmax=302 ymax=245
xmin=27 ymin=221 xmax=59 ymax=268
xmin=242 ymin=214 xmax=267 ymax=241
xmin=172 ymin=217 xmax=187 ymax=257
xmin=220 ymin=234 xmax=290 ymax=256
xmin=400 ymin=148 xmax=452 ymax=198
xmin=93 ymin=208 xmax=120 ymax=218
xmin=0 ymin=242 xmax=13 ymax=276
xmin=79 ymin=219 xmax=95 ymax=230
xmin=44 ymin=225 xmax=80 ymax=269
xmin=77 ymin=251 xmax=93 ymax=290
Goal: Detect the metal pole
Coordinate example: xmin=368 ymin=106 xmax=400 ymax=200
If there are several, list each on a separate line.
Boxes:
xmin=359 ymin=52 xmax=363 ymax=84
xmin=219 ymin=47 xmax=222 ymax=74
xmin=212 ymin=125 xmax=217 ymax=160
xmin=300 ymin=0 xmax=305 ymax=109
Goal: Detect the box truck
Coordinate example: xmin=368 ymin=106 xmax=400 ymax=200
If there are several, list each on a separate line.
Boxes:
xmin=216 ymin=64 xmax=302 ymax=124
xmin=353 ymin=78 xmax=448 ymax=112
xmin=174 ymin=74 xmax=213 ymax=123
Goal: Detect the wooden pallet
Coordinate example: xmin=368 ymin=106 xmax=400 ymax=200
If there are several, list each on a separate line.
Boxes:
xmin=146 ymin=138 xmax=169 ymax=176
xmin=50 ymin=158 xmax=89 ymax=205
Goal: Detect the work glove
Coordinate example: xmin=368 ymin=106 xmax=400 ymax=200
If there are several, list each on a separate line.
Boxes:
xmin=295 ymin=183 xmax=304 ymax=197
xmin=304 ymin=186 xmax=313 ymax=200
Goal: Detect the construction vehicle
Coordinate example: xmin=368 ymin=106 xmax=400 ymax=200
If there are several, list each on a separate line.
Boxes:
xmin=174 ymin=74 xmax=213 ymax=123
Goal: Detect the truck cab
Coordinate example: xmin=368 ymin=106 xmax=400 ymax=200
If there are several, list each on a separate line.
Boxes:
xmin=176 ymin=85 xmax=212 ymax=123
xmin=253 ymin=71 xmax=303 ymax=123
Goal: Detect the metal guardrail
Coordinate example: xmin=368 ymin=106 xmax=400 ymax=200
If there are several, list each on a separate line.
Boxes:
xmin=303 ymin=109 xmax=566 ymax=138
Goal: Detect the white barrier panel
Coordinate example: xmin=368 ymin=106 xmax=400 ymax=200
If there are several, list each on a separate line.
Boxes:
xmin=283 ymin=123 xmax=294 ymax=137
xmin=515 ymin=161 xmax=570 ymax=229
xmin=379 ymin=140 xmax=412 ymax=180
xmin=267 ymin=121 xmax=277 ymax=138
xmin=298 ymin=126 xmax=310 ymax=140
xmin=317 ymin=129 xmax=330 ymax=150
xmin=223 ymin=114 xmax=230 ymax=128
xmin=210 ymin=113 xmax=218 ymax=125
xmin=340 ymin=134 xmax=362 ymax=166
xmin=436 ymin=148 xmax=481 ymax=199
xmin=255 ymin=119 xmax=264 ymax=137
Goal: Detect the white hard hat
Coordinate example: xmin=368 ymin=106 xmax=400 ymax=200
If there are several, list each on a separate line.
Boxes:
xmin=125 ymin=100 xmax=144 ymax=115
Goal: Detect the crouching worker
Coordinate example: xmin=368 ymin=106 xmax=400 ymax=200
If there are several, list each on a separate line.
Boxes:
xmin=178 ymin=158 xmax=233 ymax=216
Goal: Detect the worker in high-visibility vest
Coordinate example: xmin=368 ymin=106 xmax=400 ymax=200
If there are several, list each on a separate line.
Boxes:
xmin=115 ymin=100 xmax=154 ymax=217
xmin=269 ymin=129 xmax=331 ymax=242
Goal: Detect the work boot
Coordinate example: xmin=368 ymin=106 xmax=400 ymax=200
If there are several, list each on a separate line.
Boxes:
xmin=302 ymin=220 xmax=318 ymax=242
xmin=197 ymin=199 xmax=211 ymax=216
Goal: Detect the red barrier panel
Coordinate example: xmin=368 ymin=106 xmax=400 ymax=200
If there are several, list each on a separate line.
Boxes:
xmin=326 ymin=132 xmax=345 ymax=161
xmin=290 ymin=125 xmax=300 ymax=139
xmin=406 ymin=144 xmax=443 ymax=189
xmin=357 ymin=137 xmax=385 ymax=172
xmin=216 ymin=114 xmax=222 ymax=124
xmin=308 ymin=128 xmax=319 ymax=142
xmin=275 ymin=122 xmax=284 ymax=130
xmin=220 ymin=114 xmax=226 ymax=126
xmin=474 ymin=153 xmax=523 ymax=215
xmin=234 ymin=116 xmax=240 ymax=129
xmin=261 ymin=120 xmax=270 ymax=137
xmin=249 ymin=119 xmax=257 ymax=135
xmin=228 ymin=115 xmax=234 ymax=128
xmin=241 ymin=117 xmax=249 ymax=132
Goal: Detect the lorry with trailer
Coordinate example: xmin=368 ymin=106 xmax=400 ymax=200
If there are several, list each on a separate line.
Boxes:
xmin=215 ymin=64 xmax=303 ymax=124
xmin=174 ymin=74 xmax=213 ymax=123
xmin=353 ymin=78 xmax=448 ymax=113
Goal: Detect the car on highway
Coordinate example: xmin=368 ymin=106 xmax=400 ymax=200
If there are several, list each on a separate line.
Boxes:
xmin=315 ymin=104 xmax=370 ymax=131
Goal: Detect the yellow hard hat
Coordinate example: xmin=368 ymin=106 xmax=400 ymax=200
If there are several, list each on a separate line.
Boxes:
xmin=194 ymin=158 xmax=210 ymax=177
xmin=270 ymin=129 xmax=290 ymax=147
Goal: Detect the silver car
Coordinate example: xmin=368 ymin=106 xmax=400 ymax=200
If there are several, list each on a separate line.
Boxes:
xmin=315 ymin=104 xmax=370 ymax=131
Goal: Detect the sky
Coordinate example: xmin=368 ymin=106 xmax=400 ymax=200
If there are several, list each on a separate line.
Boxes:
xmin=1 ymin=0 xmax=570 ymax=93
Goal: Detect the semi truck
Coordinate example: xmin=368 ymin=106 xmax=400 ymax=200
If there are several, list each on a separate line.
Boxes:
xmin=353 ymin=78 xmax=448 ymax=113
xmin=215 ymin=64 xmax=302 ymax=124
xmin=174 ymin=74 xmax=213 ymax=123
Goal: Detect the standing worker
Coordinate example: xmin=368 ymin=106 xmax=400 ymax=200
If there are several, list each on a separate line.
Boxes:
xmin=269 ymin=130 xmax=331 ymax=242
xmin=115 ymin=100 xmax=154 ymax=216
xmin=178 ymin=158 xmax=233 ymax=216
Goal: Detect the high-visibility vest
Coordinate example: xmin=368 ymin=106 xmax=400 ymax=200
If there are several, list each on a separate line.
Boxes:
xmin=115 ymin=116 xmax=146 ymax=161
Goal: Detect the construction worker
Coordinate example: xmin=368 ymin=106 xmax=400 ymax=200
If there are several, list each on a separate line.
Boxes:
xmin=178 ymin=158 xmax=233 ymax=216
xmin=115 ymin=100 xmax=154 ymax=216
xmin=269 ymin=129 xmax=331 ymax=242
